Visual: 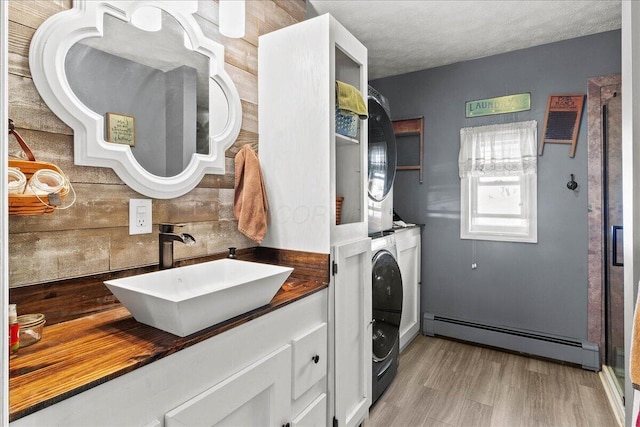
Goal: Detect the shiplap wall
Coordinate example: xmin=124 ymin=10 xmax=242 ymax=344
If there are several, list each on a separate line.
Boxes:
xmin=7 ymin=0 xmax=306 ymax=287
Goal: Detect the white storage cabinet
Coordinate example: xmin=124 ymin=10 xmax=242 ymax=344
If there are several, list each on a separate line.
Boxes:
xmin=258 ymin=13 xmax=368 ymax=253
xmin=258 ymin=14 xmax=372 ymax=427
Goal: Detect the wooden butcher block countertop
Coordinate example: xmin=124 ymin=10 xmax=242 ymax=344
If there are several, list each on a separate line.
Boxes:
xmin=9 ymin=249 xmax=329 ymax=422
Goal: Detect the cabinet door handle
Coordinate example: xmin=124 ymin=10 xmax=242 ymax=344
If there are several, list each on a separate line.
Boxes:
xmin=311 ymin=354 xmax=320 ymax=364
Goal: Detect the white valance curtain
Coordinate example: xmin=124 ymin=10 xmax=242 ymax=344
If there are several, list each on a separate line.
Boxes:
xmin=458 ymin=120 xmax=537 ymax=178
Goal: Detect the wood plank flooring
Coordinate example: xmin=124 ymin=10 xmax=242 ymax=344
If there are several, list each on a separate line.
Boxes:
xmin=368 ymin=335 xmax=619 ymax=427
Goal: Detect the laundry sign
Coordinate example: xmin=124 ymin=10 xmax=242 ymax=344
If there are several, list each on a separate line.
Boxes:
xmin=465 ymin=93 xmax=531 ymax=118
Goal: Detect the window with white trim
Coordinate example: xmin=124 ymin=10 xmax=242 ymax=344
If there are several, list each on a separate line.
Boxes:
xmin=459 ymin=121 xmax=538 ymax=243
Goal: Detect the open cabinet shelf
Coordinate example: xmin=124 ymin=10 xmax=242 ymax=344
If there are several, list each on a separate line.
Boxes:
xmin=335 ymin=133 xmax=359 ymax=145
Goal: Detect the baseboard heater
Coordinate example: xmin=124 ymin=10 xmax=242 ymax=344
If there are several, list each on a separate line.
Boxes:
xmin=423 ymin=313 xmax=599 ymax=371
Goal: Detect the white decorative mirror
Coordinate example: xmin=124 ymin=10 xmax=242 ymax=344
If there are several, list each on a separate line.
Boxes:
xmin=29 ymin=0 xmax=242 ymax=198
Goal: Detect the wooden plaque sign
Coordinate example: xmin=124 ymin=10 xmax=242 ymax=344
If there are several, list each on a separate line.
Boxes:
xmin=465 ymin=93 xmax=531 ymax=118
xmin=539 ymin=94 xmax=585 ymax=157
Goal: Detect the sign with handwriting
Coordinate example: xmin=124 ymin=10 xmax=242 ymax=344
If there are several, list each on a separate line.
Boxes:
xmin=106 ymin=113 xmax=135 ymax=146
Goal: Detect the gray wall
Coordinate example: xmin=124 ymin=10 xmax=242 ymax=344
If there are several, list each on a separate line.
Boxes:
xmin=371 ymin=30 xmax=621 ymax=342
xmin=165 ymin=66 xmax=198 ymax=176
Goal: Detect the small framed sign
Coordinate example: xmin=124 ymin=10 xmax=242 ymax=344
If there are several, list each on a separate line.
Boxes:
xmin=106 ymin=113 xmax=135 ymax=146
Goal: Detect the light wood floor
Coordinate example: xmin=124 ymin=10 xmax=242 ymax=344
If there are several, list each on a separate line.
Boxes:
xmin=368 ymin=335 xmax=619 ymax=427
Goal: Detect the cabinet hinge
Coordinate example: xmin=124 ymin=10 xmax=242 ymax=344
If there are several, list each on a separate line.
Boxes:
xmin=332 ymin=261 xmax=338 ymax=276
xmin=333 ymin=416 xmax=338 ymax=427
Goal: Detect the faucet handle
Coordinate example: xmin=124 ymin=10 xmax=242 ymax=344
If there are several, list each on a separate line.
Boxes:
xmin=159 ymin=223 xmax=186 ymax=233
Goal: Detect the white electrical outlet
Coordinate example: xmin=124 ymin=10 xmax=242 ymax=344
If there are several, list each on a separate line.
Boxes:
xmin=129 ymin=199 xmax=152 ymax=235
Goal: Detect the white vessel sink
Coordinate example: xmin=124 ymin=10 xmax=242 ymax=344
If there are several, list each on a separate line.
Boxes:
xmin=104 ymin=259 xmax=293 ymax=337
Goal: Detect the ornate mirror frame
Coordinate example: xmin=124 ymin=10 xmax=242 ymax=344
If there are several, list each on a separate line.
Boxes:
xmin=29 ymin=0 xmax=242 ymax=199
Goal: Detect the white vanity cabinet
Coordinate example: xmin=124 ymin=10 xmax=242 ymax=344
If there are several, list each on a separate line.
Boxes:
xmin=10 ymin=290 xmax=328 ymax=427
xmin=395 ymin=227 xmax=422 ymax=351
xmin=258 ymin=14 xmax=372 ymax=427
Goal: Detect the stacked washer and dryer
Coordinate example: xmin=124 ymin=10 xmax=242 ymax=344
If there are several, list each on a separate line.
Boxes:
xmin=367 ymin=86 xmax=403 ymax=404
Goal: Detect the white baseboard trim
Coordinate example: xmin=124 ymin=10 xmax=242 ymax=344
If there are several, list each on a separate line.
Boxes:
xmin=599 ymin=366 xmax=624 ymax=427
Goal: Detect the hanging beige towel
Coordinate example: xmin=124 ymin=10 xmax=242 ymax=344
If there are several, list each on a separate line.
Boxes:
xmin=234 ymin=144 xmax=269 ymax=243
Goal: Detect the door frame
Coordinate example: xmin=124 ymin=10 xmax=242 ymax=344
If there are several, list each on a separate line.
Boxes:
xmin=586 ymin=73 xmax=622 ymax=359
xmin=587 ymin=74 xmax=623 ymax=424
xmin=1 ymin=1 xmax=9 ymax=424
xmin=622 ymin=3 xmax=640 ymax=425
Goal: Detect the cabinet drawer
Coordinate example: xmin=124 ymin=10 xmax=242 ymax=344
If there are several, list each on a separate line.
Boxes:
xmin=291 ymin=323 xmax=327 ymax=399
xmin=165 ymin=345 xmax=291 ymax=426
xmin=292 ymin=393 xmax=327 ymax=427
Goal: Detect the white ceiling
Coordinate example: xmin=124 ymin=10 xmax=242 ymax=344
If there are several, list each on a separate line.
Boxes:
xmin=307 ymin=0 xmax=622 ymax=80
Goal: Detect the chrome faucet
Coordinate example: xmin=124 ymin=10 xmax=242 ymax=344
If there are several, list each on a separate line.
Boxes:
xmin=159 ymin=223 xmax=196 ymax=269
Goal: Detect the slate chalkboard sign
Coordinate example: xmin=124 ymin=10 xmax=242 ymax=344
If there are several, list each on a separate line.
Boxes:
xmin=539 ymin=95 xmax=585 ymax=157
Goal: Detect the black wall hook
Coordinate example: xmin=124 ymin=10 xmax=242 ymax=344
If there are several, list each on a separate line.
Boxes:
xmin=567 ymin=174 xmax=578 ymax=191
